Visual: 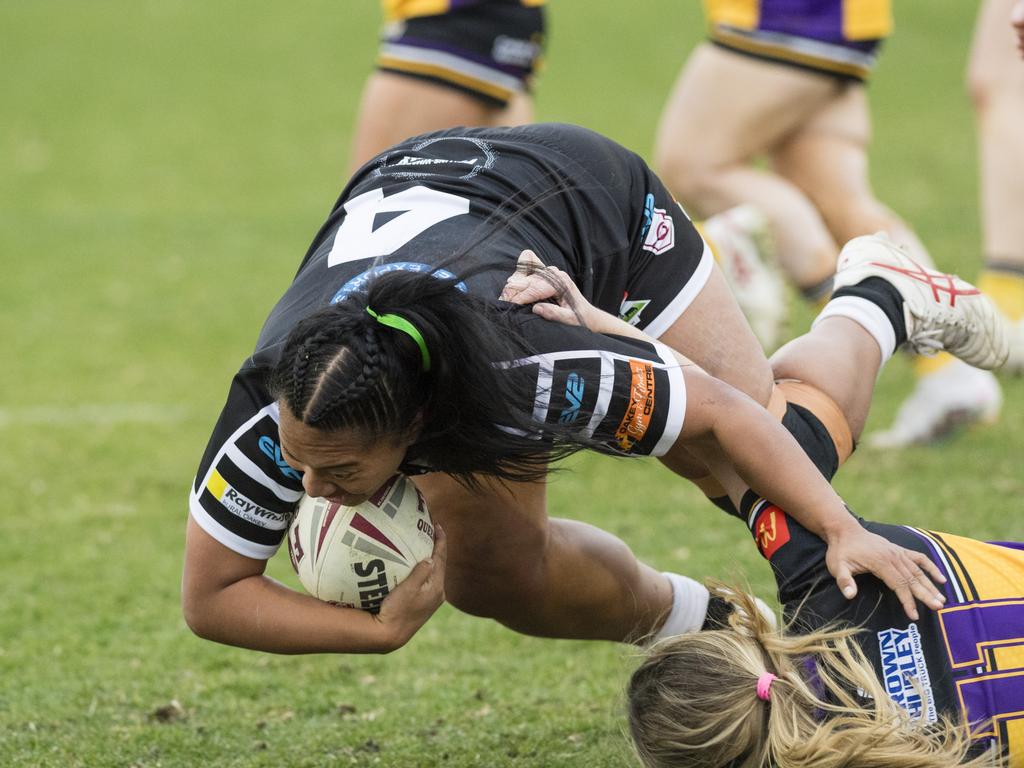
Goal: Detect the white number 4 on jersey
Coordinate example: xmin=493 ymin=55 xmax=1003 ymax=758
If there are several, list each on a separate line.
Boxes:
xmin=328 ymin=186 xmax=471 ymax=267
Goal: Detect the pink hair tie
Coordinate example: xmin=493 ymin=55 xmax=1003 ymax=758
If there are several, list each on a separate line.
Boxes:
xmin=756 ymin=672 xmax=777 ymax=702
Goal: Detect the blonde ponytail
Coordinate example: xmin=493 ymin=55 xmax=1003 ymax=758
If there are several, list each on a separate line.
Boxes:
xmin=627 ymin=584 xmax=999 ymax=768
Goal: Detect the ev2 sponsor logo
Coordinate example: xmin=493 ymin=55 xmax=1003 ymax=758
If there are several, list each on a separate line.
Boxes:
xmin=259 ymin=436 xmax=303 ymax=481
xmin=559 ymin=372 xmax=585 ymax=424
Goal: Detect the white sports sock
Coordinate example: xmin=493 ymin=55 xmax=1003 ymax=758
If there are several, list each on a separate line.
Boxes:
xmin=813 ymin=295 xmax=898 ymax=366
xmin=652 ymin=572 xmax=710 ymax=642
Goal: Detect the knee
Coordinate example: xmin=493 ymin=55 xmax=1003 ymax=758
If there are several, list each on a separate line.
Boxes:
xmin=966 ymin=67 xmax=995 ymax=112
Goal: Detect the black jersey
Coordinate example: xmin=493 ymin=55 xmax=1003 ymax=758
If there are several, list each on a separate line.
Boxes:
xmin=190 ymin=124 xmax=713 ymax=560
xmin=745 ymin=500 xmax=1024 ymax=762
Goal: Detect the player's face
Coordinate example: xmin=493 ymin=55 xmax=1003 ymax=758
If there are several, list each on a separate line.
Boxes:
xmin=277 ymin=403 xmax=414 ymax=506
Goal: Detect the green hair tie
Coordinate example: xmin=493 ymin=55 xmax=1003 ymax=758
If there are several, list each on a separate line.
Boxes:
xmin=366 ymin=306 xmax=431 ymax=372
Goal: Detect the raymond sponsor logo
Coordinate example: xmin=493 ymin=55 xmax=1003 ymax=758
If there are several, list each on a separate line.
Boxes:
xmin=223 ymin=488 xmax=285 ymax=526
xmin=614 ymin=361 xmax=654 ymax=451
xmin=753 ymin=504 xmax=791 ymax=560
xmin=877 ymin=624 xmax=937 ymax=723
xmin=206 ymin=468 xmax=286 ymax=528
xmin=559 ymin=372 xmax=585 ymax=424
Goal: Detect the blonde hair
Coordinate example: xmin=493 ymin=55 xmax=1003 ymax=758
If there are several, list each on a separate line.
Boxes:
xmin=626 ymin=584 xmax=999 ymax=768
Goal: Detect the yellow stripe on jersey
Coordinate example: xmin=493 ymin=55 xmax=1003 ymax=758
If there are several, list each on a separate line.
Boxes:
xmin=842 ymin=0 xmax=892 ymax=41
xmin=930 ymin=532 xmax=1024 ymax=762
xmin=913 ymin=528 xmax=977 ymax=601
xmin=206 ymin=468 xmax=228 ymax=500
xmin=376 ymin=54 xmax=515 ymax=101
xmin=939 ymin=532 xmax=1024 ymax=602
xmin=382 ymin=0 xmax=451 ymax=23
xmin=703 ymin=0 xmax=760 ymax=30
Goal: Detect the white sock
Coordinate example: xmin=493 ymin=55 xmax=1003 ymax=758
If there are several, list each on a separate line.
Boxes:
xmin=813 ymin=295 xmax=898 ymax=366
xmin=652 ymin=572 xmax=710 ymax=642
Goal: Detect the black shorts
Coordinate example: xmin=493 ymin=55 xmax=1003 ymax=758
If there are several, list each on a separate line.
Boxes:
xmin=376 ymin=3 xmax=546 ymax=107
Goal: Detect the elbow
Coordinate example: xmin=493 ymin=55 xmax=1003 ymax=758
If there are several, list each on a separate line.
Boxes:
xmin=181 ymin=597 xmax=207 ymax=639
xmin=181 ymin=588 xmax=218 ymax=641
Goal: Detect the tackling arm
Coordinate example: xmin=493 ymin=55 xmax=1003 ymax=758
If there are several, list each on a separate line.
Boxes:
xmin=181 ymin=516 xmax=446 ymax=654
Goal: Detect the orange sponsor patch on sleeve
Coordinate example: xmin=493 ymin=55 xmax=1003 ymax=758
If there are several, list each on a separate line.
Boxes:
xmin=615 ymin=360 xmax=655 ymax=451
xmin=754 ymin=504 xmax=791 ymax=560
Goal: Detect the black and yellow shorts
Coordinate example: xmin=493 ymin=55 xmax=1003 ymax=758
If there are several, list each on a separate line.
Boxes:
xmin=376 ymin=1 xmax=546 ymax=107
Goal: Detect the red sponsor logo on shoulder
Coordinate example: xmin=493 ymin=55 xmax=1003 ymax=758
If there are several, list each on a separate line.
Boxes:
xmin=754 ymin=504 xmax=790 ymax=560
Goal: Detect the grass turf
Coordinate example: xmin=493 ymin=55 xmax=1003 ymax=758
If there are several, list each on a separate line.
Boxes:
xmin=2 ymin=1 xmax=1022 ymax=765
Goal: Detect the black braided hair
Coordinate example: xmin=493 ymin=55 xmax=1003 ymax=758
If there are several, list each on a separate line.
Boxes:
xmin=269 ymin=268 xmax=606 ymax=485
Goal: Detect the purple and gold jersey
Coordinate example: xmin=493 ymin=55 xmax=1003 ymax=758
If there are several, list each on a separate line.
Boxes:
xmin=704 ymin=0 xmax=892 ymax=80
xmin=746 ymin=499 xmax=1024 ymax=765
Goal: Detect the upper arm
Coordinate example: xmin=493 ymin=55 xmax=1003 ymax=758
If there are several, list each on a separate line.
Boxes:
xmin=189 ymin=369 xmax=304 ymax=561
xmin=183 ymin=515 xmax=268 ymax=601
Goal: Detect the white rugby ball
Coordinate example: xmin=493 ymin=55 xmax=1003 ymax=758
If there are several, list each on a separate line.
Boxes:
xmin=286 ymin=474 xmax=434 ymax=612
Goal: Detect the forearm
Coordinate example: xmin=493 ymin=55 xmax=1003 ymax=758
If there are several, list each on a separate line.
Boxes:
xmin=186 ymin=574 xmax=401 ymax=654
xmin=581 ymin=306 xmax=652 ymax=343
xmin=703 ymin=389 xmax=856 ymax=541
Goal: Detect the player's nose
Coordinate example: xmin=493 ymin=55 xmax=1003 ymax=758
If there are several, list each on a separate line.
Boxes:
xmin=302 ymin=471 xmax=338 ymax=500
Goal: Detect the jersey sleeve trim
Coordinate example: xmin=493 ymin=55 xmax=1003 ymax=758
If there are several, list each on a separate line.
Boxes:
xmin=639 ymin=235 xmax=714 ymax=338
xmin=190 ymin=401 xmax=297 ymax=560
xmin=649 ymin=340 xmax=686 ymax=457
xmin=189 ymin=491 xmax=282 ymax=561
xmin=225 ymin=442 xmax=305 ymax=505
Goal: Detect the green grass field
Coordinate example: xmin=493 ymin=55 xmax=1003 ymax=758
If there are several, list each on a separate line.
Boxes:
xmin=2 ymin=2 xmax=1022 ymax=765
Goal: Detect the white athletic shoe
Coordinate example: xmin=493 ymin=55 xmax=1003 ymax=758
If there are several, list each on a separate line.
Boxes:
xmin=833 ymin=233 xmax=1009 ymax=370
xmin=868 ymin=360 xmax=1002 ymax=448
xmin=702 ymin=205 xmax=787 ymax=351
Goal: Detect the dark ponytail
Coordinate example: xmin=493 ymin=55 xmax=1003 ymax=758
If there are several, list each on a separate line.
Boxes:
xmin=269 ymin=268 xmax=596 ymax=485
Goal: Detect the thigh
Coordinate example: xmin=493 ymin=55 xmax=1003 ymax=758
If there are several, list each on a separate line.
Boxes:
xmin=412 ymin=473 xmax=549 ymax=578
xmin=350 ymin=73 xmax=500 ymax=170
xmin=655 ymin=44 xmax=841 ymax=181
xmin=967 ymin=0 xmax=1020 ymax=102
xmin=770 ymin=84 xmax=876 ymax=240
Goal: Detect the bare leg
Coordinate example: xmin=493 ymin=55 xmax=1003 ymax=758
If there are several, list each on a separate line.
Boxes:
xmin=969 ymin=0 xmax=1024 ymax=370
xmin=654 ymin=44 xmax=840 ymax=291
xmin=348 ymin=73 xmax=518 ymax=172
xmin=770 ymin=318 xmax=881 ymax=441
xmin=969 ymin=0 xmax=1024 ymax=266
xmin=411 ymin=473 xmax=673 ymax=642
xmin=771 ymin=84 xmax=934 ymax=268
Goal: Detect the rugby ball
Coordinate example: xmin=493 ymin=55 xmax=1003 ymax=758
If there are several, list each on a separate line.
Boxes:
xmin=286 ymin=474 xmax=434 ymax=612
